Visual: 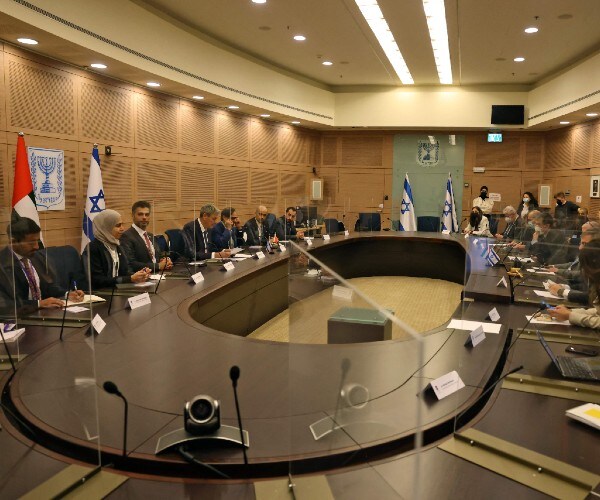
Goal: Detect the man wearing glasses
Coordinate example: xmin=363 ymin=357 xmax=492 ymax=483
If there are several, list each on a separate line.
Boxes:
xmin=243 ymin=205 xmax=270 ymax=246
xmin=212 ymin=207 xmax=244 ymax=249
xmin=275 ymin=207 xmax=305 ymax=241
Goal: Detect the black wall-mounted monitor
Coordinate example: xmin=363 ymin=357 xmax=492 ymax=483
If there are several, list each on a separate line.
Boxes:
xmin=491 ymin=105 xmax=525 ymax=125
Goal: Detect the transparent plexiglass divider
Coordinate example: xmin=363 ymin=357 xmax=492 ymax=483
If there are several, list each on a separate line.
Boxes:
xmin=287 ymin=231 xmax=429 ymax=498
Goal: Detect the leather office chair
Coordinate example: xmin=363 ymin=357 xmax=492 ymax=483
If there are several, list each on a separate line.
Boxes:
xmin=164 ymin=229 xmax=185 ymax=260
xmin=323 ymin=218 xmax=340 ymax=234
xmin=153 ymin=234 xmax=168 ymax=255
xmin=488 ymin=216 xmax=499 ymax=235
xmin=39 ymin=245 xmax=88 ymax=291
xmin=265 ymin=213 xmax=277 ymax=235
xmin=355 ymin=213 xmax=381 ymax=231
xmin=417 ymin=216 xmax=440 ymax=232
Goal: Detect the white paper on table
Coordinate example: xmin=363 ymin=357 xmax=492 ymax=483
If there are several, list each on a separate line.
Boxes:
xmin=447 ymin=319 xmax=501 ymax=334
xmin=526 ymin=315 xmax=570 ymax=326
xmin=534 ymin=290 xmax=565 ymax=300
xmin=65 ymin=294 xmax=105 ymax=306
xmin=508 ymin=256 xmax=534 ymax=262
xmin=1 ymin=328 xmax=25 ymax=342
xmin=149 ymin=274 xmax=166 ymax=280
xmin=134 ymin=281 xmax=155 ymax=288
xmin=526 ymin=269 xmax=555 ymax=275
xmin=65 ymin=306 xmax=90 ymax=313
xmin=233 ymin=253 xmax=253 ymax=259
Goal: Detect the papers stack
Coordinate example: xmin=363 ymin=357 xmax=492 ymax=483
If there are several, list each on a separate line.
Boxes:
xmin=566 ymin=403 xmax=600 ymax=431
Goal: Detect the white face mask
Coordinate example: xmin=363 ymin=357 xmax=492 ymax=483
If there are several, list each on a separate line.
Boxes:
xmin=534 ymin=225 xmax=542 ymax=233
xmin=504 ymin=217 xmax=512 ymax=223
xmin=523 ymin=198 xmax=530 ymax=203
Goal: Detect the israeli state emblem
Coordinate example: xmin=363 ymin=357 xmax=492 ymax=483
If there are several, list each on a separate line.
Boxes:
xmin=417 ymin=140 xmax=440 ymax=167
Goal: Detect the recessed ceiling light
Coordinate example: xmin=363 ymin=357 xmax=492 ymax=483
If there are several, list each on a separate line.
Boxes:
xmin=90 ymin=63 xmax=107 ymax=69
xmin=524 ymin=27 xmax=539 ymax=34
xmin=260 ymin=114 xmax=270 ymax=118
xmin=17 ymin=38 xmax=38 ymax=45
xmin=147 ymin=82 xmax=160 ymax=87
xmin=322 ymin=61 xmax=333 ymax=66
xmin=228 ymin=105 xmax=239 ymax=109
xmin=252 ymin=0 xmax=267 ymax=4
xmin=291 ymin=121 xmax=301 ymax=125
xmin=559 ymin=121 xmax=570 ymax=124
xmin=586 ymin=112 xmax=598 ymax=117
xmin=422 ymin=0 xmax=453 ymax=84
xmin=293 ymin=35 xmax=306 ymax=41
xmin=192 ymin=95 xmax=204 ymax=100
xmin=514 ymin=57 xmax=525 ymax=62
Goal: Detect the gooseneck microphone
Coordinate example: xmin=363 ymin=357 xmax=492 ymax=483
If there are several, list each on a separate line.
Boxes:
xmin=107 ymin=283 xmax=117 ymax=315
xmin=59 ymin=273 xmax=74 ymax=341
xmin=0 ymin=326 xmax=16 ymax=373
xmin=103 ymin=381 xmax=128 ymax=457
xmin=229 ymin=365 xmax=248 ymax=465
xmin=152 ymin=251 xmax=169 ymax=294
xmin=504 ymin=302 xmax=550 ymax=356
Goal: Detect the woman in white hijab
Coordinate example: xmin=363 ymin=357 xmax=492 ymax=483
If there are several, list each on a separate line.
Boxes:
xmin=84 ymin=209 xmax=150 ymax=289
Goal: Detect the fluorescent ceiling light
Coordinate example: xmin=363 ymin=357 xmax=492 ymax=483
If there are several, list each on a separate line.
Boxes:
xmin=228 ymin=105 xmax=239 ymax=109
xmin=514 ymin=57 xmax=525 ymax=62
xmin=17 ymin=38 xmax=38 ymax=45
xmin=586 ymin=112 xmax=598 ymax=117
xmin=90 ymin=63 xmax=107 ymax=69
xmin=322 ymin=61 xmax=333 ymax=66
xmin=252 ymin=0 xmax=267 ymax=4
xmin=192 ymin=95 xmax=204 ymax=100
xmin=147 ymin=82 xmax=160 ymax=87
xmin=293 ymin=35 xmax=306 ymax=41
xmin=291 ymin=121 xmax=301 ymax=124
xmin=355 ymin=0 xmax=414 ymax=84
xmin=422 ymin=0 xmax=453 ymax=84
xmin=559 ymin=121 xmax=570 ymax=124
xmin=524 ymin=27 xmax=538 ymax=34
xmin=260 ymin=114 xmax=270 ymax=117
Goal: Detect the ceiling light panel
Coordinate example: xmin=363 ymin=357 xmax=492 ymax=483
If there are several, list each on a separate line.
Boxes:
xmin=355 ymin=0 xmax=414 ymax=84
xmin=422 ymin=0 xmax=453 ymax=84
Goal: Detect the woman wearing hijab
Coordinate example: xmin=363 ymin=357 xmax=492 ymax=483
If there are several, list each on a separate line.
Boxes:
xmin=463 ymin=206 xmax=492 ymax=237
xmin=84 ymin=209 xmax=151 ymax=289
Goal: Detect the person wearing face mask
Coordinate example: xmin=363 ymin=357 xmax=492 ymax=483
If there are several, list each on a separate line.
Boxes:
xmin=511 ymin=210 xmax=540 ymax=250
xmin=516 ymin=191 xmax=538 ymax=221
xmin=472 ymin=185 xmax=494 ymax=215
xmin=529 ymin=212 xmax=567 ymax=264
xmin=494 ymin=205 xmax=519 ymax=240
xmin=463 ymin=206 xmax=492 ymax=237
xmin=553 ymin=191 xmax=579 ymax=233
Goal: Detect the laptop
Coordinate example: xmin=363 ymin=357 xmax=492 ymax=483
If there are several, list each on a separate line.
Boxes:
xmin=536 ymin=331 xmax=600 ymax=381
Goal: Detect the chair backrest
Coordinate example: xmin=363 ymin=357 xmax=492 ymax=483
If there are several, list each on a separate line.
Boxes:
xmin=390 ymin=220 xmax=401 ymax=231
xmin=417 ymin=216 xmax=440 ymax=232
xmin=265 ymin=213 xmax=277 ymax=234
xmin=323 ymin=218 xmax=339 ymax=234
xmin=164 ymin=229 xmax=185 ymax=258
xmin=356 ymin=212 xmax=381 ymax=231
xmin=488 ymin=216 xmax=499 ymax=235
xmin=39 ymin=245 xmax=87 ymax=290
xmin=153 ymin=234 xmax=168 ymax=254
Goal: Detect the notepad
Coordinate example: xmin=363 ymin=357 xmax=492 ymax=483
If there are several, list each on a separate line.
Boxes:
xmin=566 ymin=403 xmax=600 ymax=431
xmin=65 ymin=294 xmax=105 ymax=306
xmin=447 ymin=319 xmax=501 ymax=334
xmin=0 ymin=327 xmax=25 ymax=342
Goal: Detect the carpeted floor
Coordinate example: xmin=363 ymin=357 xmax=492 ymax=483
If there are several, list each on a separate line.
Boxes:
xmin=248 ymin=276 xmax=463 ymax=344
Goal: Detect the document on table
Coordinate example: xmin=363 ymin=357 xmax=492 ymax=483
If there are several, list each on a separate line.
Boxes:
xmin=534 ymin=290 xmax=565 ymax=300
xmin=65 ymin=294 xmax=105 ymax=306
xmin=149 ymin=274 xmax=166 ymax=280
xmin=65 ymin=306 xmax=89 ymax=313
xmin=526 ymin=314 xmax=570 ymax=325
xmin=508 ymin=256 xmax=534 ymax=262
xmin=526 ymin=268 xmax=555 ymax=275
xmin=447 ymin=319 xmax=501 ymax=334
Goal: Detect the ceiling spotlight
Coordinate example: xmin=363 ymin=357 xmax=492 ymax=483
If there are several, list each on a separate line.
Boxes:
xmin=17 ymin=38 xmax=38 ymax=45
xmin=252 ymin=0 xmax=267 ymax=4
xmin=559 ymin=121 xmax=570 ymax=125
xmin=260 ymin=114 xmax=270 ymax=118
xmin=586 ymin=112 xmax=598 ymax=117
xmin=514 ymin=57 xmax=525 ymax=62
xmin=524 ymin=27 xmax=539 ymax=34
xmin=291 ymin=121 xmax=301 ymax=125
xmin=90 ymin=63 xmax=107 ymax=69
xmin=192 ymin=95 xmax=204 ymax=100
xmin=322 ymin=61 xmax=333 ymax=66
xmin=293 ymin=35 xmax=306 ymax=41
xmin=147 ymin=82 xmax=160 ymax=87
xmin=228 ymin=105 xmax=239 ymax=109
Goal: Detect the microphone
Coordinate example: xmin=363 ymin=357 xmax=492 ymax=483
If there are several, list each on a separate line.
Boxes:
xmin=0 ymin=325 xmax=16 ymax=373
xmin=229 ymin=365 xmax=248 ymax=465
xmin=504 ymin=302 xmax=550 ymax=356
xmin=103 ymin=380 xmax=128 ymax=457
xmin=107 ymin=283 xmax=117 ymax=315
xmin=152 ymin=251 xmax=169 ymax=294
xmin=59 ymin=273 xmax=74 ymax=341
xmin=454 ymin=365 xmax=524 ymax=426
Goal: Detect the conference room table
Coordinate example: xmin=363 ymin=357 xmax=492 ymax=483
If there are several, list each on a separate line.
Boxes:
xmin=0 ymin=232 xmax=599 ymax=499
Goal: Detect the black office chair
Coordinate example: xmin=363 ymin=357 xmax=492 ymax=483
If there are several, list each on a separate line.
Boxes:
xmin=164 ymin=229 xmax=185 ymax=260
xmin=355 ymin=213 xmax=381 ymax=231
xmin=39 ymin=245 xmax=88 ymax=291
xmin=153 ymin=234 xmax=168 ymax=255
xmin=417 ymin=216 xmax=440 ymax=232
xmin=265 ymin=213 xmax=278 ymax=235
xmin=488 ymin=216 xmax=499 ymax=235
xmin=323 ymin=218 xmax=340 ymax=234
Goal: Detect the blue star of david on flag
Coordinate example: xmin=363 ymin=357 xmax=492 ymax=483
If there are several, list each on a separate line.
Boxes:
xmin=89 ymin=189 xmax=105 ymax=213
xmin=399 ymin=174 xmax=416 ymax=231
xmin=441 ymin=174 xmax=458 ymax=232
xmin=81 ymin=145 xmax=105 ymax=252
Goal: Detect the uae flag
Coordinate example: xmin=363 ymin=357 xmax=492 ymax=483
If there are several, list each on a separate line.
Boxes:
xmin=12 ymin=133 xmax=41 ymax=228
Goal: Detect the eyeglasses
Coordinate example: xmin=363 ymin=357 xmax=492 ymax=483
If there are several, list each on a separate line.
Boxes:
xmin=257 ymin=213 xmax=268 ymax=216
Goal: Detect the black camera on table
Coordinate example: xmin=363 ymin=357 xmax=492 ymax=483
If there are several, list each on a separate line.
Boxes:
xmin=184 ymin=395 xmax=221 ymax=435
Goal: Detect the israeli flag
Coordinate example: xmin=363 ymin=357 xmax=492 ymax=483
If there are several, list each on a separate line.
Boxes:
xmin=81 ymin=145 xmax=105 ymax=252
xmin=485 ymin=246 xmax=500 ymax=266
xmin=441 ymin=174 xmax=458 ymax=232
xmin=399 ymin=174 xmax=417 ymax=231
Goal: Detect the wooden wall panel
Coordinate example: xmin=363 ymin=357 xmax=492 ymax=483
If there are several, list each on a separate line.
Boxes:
xmin=95 ymin=155 xmax=134 ymax=214
xmin=179 ymin=164 xmax=215 ymax=207
xmin=592 ymin=122 xmax=600 ymax=167
xmin=322 ymin=136 xmax=338 ymax=166
xmin=573 ymin=125 xmax=592 ymax=167
xmin=524 ymin=136 xmax=543 ymax=170
xmin=474 ymin=137 xmax=520 ymax=170
xmin=281 ymin=172 xmax=306 ymax=198
xmin=250 ymin=170 xmax=278 ymax=205
xmin=180 ymin=104 xmax=215 ymax=155
xmin=281 ymin=128 xmax=307 ymax=164
xmin=217 ymin=115 xmax=249 ymax=158
xmin=545 ymin=130 xmax=573 ymax=170
xmin=136 ymin=160 xmax=179 ymax=211
xmin=251 ymin=121 xmax=278 ymax=161
xmin=218 ymin=167 xmax=249 ymax=205
xmin=341 ymin=136 xmax=383 ymax=166
xmin=136 ymin=95 xmax=178 ymax=151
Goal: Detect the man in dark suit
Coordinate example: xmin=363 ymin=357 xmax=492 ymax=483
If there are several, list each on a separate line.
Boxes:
xmin=182 ymin=204 xmax=232 ymax=260
xmin=121 ymin=200 xmax=172 ymax=272
xmin=0 ymin=217 xmax=84 ymax=311
xmin=274 ymin=207 xmax=305 ymax=241
xmin=243 ymin=205 xmax=269 ymax=246
xmin=554 ymin=191 xmax=579 ymax=233
xmin=530 ymin=212 xmax=567 ymax=264
xmin=494 ymin=205 xmax=519 ymax=241
xmin=212 ymin=207 xmax=244 ymax=249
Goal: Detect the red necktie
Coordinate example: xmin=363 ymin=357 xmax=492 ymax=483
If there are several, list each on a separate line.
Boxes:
xmin=22 ymin=258 xmax=41 ymax=300
xmin=143 ymin=232 xmax=154 ymax=260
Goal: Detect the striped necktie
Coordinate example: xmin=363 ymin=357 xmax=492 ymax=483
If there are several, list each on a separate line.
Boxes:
xmin=21 ymin=258 xmax=41 ymax=300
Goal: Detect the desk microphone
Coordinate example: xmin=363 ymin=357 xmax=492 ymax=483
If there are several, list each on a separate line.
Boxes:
xmin=107 ymin=283 xmax=117 ymax=315
xmin=59 ymin=290 xmax=69 ymax=341
xmin=103 ymin=381 xmax=128 ymax=457
xmin=0 ymin=325 xmax=16 ymax=373
xmin=454 ymin=365 xmax=524 ymax=426
xmin=229 ymin=365 xmax=248 ymax=465
xmin=152 ymin=251 xmax=169 ymax=294
xmin=504 ymin=302 xmax=549 ymax=357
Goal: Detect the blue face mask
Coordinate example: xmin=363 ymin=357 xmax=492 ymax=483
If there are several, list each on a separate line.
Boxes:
xmin=523 ymin=198 xmax=530 ymax=203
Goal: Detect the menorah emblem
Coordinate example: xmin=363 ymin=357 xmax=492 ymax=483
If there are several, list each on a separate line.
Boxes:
xmin=37 ymin=156 xmax=57 ymax=194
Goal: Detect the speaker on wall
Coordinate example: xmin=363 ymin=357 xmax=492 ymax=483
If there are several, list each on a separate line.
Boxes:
xmin=491 ymin=105 xmax=525 ymax=125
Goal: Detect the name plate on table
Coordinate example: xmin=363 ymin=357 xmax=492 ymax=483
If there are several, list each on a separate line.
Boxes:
xmin=488 ymin=307 xmax=500 ymax=322
xmin=91 ymin=314 xmax=106 ymax=334
xmin=306 ymin=239 xmax=313 ymax=247
xmin=465 ymin=325 xmax=486 ymax=347
xmin=279 ymin=244 xmax=286 ymax=252
xmin=255 ymin=251 xmax=266 ymax=259
xmin=344 ymin=230 xmax=350 ymax=237
xmin=323 ymin=234 xmax=331 ymax=241
xmin=190 ymin=271 xmax=204 ymax=284
xmin=332 ymin=285 xmax=353 ymax=301
xmin=127 ymin=292 xmax=151 ymax=310
xmin=223 ymin=261 xmax=235 ymax=272
xmin=496 ymin=276 xmax=508 ymax=288
xmin=428 ymin=371 xmax=465 ymax=400
xmin=442 ymin=229 xmax=450 ymax=235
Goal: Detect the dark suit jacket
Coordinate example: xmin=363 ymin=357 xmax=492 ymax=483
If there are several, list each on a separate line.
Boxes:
xmin=83 ymin=239 xmax=132 ymax=289
xmin=555 ymin=201 xmax=579 ymax=231
xmin=0 ymin=246 xmax=66 ymax=312
xmin=530 ymin=229 xmax=566 ymax=264
xmin=501 ymin=220 xmax=518 ymax=239
xmin=514 ymin=225 xmax=534 ymax=243
xmin=243 ymin=218 xmax=269 ymax=246
xmin=182 ymin=220 xmax=215 ymax=260
xmin=211 ymin=221 xmax=243 ymax=250
xmin=120 ymin=226 xmax=158 ymax=272
xmin=274 ymin=216 xmax=298 ymax=241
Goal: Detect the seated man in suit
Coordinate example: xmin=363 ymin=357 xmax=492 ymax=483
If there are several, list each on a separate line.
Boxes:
xmin=120 ymin=200 xmax=172 ymax=273
xmin=511 ymin=210 xmax=540 ymax=249
xmin=275 ymin=207 xmax=305 ymax=241
xmin=243 ymin=205 xmax=269 ymax=246
xmin=0 ymin=217 xmax=84 ymax=311
xmin=182 ymin=204 xmax=231 ymax=260
xmin=494 ymin=205 xmax=519 ymax=241
xmin=212 ymin=207 xmax=244 ymax=249
xmin=529 ymin=212 xmax=567 ymax=264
